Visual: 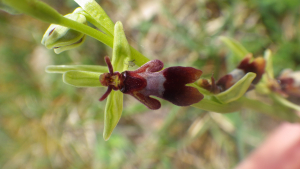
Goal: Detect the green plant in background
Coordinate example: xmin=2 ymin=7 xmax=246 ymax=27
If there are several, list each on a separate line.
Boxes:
xmin=1 ymin=0 xmax=300 ymax=142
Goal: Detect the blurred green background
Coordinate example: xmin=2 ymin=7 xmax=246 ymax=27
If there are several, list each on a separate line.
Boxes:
xmin=1 ymin=0 xmax=300 ymax=168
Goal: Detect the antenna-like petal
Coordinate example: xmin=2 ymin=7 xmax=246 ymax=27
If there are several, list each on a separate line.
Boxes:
xmin=99 ymin=85 xmax=113 ymax=101
xmin=104 ymin=56 xmax=114 ymax=75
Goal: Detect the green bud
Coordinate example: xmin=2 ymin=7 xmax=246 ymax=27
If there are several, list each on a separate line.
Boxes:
xmin=41 ymin=8 xmax=87 ymax=54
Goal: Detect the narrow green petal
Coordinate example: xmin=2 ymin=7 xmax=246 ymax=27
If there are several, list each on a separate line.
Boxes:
xmin=103 ymin=91 xmax=123 ymax=141
xmin=215 ymin=72 xmax=256 ymax=103
xmin=74 ymin=0 xmax=114 ymax=37
xmin=220 ymin=36 xmax=249 ymax=59
xmin=220 ymin=36 xmax=250 ymax=70
xmin=263 ymin=49 xmax=274 ymax=79
xmin=63 ymin=70 xmax=102 ymax=87
xmin=111 ymin=21 xmax=132 ymax=72
xmin=46 ymin=65 xmax=108 ymax=73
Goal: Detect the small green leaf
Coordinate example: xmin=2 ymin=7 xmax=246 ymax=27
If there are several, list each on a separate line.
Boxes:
xmin=63 ymin=70 xmax=102 ymax=87
xmin=103 ymin=90 xmax=123 ymax=141
xmin=46 ymin=65 xmax=108 ymax=73
xmin=220 ymin=36 xmax=250 ymax=70
xmin=215 ymin=72 xmax=256 ymax=103
xmin=74 ymin=0 xmax=114 ymax=37
xmin=220 ymin=36 xmax=249 ymax=59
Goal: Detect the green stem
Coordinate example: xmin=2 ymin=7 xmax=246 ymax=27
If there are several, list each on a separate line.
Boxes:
xmin=239 ymin=97 xmax=300 ymax=122
xmin=192 ymin=96 xmax=243 ymax=113
xmin=193 ymin=95 xmax=300 ymax=122
xmin=59 ymin=17 xmax=113 ymax=48
xmin=74 ymin=0 xmax=114 ymax=37
xmin=60 ymin=18 xmax=150 ymax=66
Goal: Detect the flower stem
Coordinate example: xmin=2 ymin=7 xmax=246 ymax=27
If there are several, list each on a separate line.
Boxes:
xmin=192 ymin=96 xmax=243 ymax=113
xmin=193 ymin=95 xmax=300 ymax=123
xmin=239 ymin=97 xmax=300 ymax=122
xmin=59 ymin=17 xmax=113 ymax=47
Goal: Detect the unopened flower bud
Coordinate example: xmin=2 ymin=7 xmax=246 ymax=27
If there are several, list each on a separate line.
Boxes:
xmin=41 ymin=8 xmax=87 ymax=54
xmin=277 ymin=69 xmax=300 ymax=98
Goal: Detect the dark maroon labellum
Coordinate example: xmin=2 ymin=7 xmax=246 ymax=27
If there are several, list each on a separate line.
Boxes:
xmin=198 ymin=54 xmax=266 ymax=93
xmin=99 ymin=56 xmax=203 ymax=110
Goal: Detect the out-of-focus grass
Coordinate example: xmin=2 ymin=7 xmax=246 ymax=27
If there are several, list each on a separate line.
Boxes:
xmin=0 ymin=0 xmax=299 ymax=168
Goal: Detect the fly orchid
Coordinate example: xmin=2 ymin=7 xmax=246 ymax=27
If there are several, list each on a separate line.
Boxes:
xmin=99 ymin=56 xmax=204 ymax=110
xmin=199 ymin=54 xmax=266 ymax=94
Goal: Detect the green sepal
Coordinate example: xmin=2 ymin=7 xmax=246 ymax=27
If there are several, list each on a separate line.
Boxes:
xmin=103 ymin=90 xmax=123 ymax=141
xmin=103 ymin=21 xmax=131 ymax=141
xmin=46 ymin=65 xmax=108 ymax=73
xmin=63 ymin=70 xmax=102 ymax=87
xmin=53 ymin=35 xmax=86 ymax=54
xmin=214 ymin=72 xmax=256 ymax=104
xmin=74 ymin=0 xmax=114 ymax=37
xmin=111 ymin=21 xmax=132 ymax=72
